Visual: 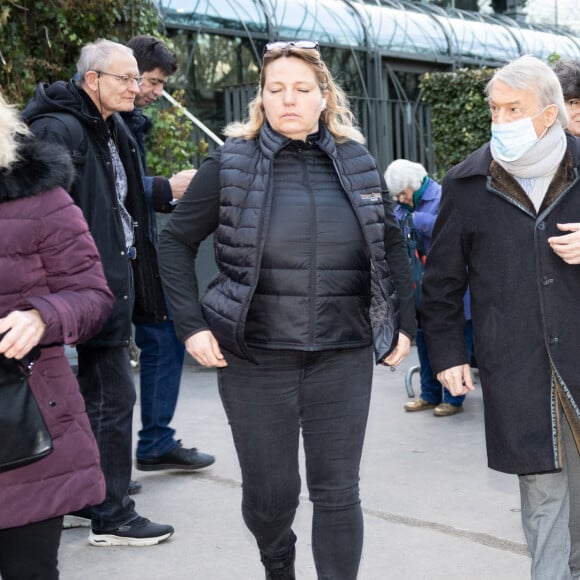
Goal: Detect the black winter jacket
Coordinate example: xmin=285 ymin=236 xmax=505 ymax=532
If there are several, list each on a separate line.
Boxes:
xmin=159 ymin=122 xmax=416 ymax=362
xmin=120 ymin=108 xmax=176 ymax=323
xmin=22 ymin=80 xmax=164 ymax=342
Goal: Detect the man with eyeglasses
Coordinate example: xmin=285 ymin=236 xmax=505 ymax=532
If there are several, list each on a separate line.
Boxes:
xmin=553 ymin=59 xmax=580 ymax=138
xmin=22 ymin=38 xmax=174 ymax=547
xmin=121 ymin=35 xmax=215 ymax=474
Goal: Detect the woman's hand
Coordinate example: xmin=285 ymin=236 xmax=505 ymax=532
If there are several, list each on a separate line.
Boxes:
xmin=0 ymin=309 xmax=46 ymax=359
xmin=184 ymin=329 xmax=228 ymax=368
xmin=381 ymin=332 xmax=411 ymax=367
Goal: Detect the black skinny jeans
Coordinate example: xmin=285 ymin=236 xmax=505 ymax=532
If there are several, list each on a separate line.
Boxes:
xmin=218 ymin=345 xmax=373 ymax=579
xmin=0 ymin=516 xmax=63 ymax=580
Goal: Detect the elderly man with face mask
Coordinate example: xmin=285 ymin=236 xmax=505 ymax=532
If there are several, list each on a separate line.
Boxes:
xmin=421 ymin=55 xmax=580 ymax=579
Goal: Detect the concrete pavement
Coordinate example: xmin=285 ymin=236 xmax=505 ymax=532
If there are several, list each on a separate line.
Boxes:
xmin=58 ymin=346 xmax=531 ymax=579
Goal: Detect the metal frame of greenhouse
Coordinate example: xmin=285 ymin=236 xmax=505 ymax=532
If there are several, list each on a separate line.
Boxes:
xmin=156 ymin=0 xmax=580 ymax=174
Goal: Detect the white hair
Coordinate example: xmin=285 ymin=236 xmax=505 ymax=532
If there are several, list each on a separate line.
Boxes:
xmin=77 ymin=38 xmax=134 ymax=81
xmin=384 ymin=159 xmax=427 ymax=197
xmin=0 ymin=92 xmax=31 ymax=170
xmin=486 ymin=54 xmax=568 ymax=127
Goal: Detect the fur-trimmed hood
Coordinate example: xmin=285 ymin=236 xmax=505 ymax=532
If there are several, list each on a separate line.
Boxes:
xmin=0 ymin=138 xmax=75 ymax=204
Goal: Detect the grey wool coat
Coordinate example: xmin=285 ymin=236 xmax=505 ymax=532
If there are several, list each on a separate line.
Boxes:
xmin=421 ymin=134 xmax=580 ymax=475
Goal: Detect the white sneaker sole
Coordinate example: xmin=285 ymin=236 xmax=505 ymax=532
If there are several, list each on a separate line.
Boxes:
xmin=63 ymin=515 xmax=91 ymax=529
xmin=88 ymin=531 xmax=173 ymax=547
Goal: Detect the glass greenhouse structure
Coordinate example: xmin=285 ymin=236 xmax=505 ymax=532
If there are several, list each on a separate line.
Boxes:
xmin=156 ymin=0 xmax=580 ymax=172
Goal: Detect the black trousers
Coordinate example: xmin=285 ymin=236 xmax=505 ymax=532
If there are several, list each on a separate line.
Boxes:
xmin=218 ymin=346 xmax=373 ymax=580
xmin=0 ymin=516 xmax=63 ymax=580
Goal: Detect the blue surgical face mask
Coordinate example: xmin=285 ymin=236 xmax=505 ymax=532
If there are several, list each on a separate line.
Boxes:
xmin=490 ymin=110 xmax=546 ymax=162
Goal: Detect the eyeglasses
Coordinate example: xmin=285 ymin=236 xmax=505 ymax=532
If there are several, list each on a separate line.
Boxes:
xmin=567 ymin=99 xmax=580 ymax=112
xmin=264 ymin=40 xmax=319 ymax=54
xmin=95 ymin=71 xmax=144 ymax=86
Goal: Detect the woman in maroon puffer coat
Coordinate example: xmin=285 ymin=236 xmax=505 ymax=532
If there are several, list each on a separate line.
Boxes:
xmin=0 ymin=93 xmax=113 ymax=580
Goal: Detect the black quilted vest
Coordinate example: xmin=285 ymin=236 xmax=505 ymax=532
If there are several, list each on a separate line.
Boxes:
xmin=202 ymin=122 xmax=398 ymax=362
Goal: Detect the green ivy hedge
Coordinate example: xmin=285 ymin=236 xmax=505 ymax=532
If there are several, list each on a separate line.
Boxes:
xmin=0 ymin=0 xmax=160 ymax=105
xmin=419 ymin=67 xmax=495 ymax=179
xmin=0 ymin=0 xmax=196 ymax=175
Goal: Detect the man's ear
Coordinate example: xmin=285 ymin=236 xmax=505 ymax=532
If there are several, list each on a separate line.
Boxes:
xmin=83 ymin=70 xmax=100 ymax=92
xmin=545 ymin=103 xmax=559 ymax=127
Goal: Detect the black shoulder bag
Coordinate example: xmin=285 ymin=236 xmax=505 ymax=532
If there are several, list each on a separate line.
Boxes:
xmin=0 ymin=344 xmax=53 ymax=473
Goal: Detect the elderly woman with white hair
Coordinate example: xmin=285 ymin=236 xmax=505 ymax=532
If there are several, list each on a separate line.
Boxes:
xmin=385 ymin=159 xmax=473 ymax=417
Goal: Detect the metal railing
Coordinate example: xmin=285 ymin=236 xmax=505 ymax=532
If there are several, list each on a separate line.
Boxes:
xmin=350 ymin=97 xmax=435 ymax=175
xmin=161 ymin=90 xmax=224 ymax=167
xmin=221 ymin=85 xmax=435 ymax=174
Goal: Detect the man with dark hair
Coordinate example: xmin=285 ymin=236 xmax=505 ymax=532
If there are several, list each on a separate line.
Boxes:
xmin=22 ymin=39 xmax=174 ymax=547
xmin=546 ymin=59 xmax=580 ymax=270
xmin=547 ymin=60 xmax=580 ymax=267
xmin=123 ymin=35 xmax=215 ymax=473
xmin=552 ymin=59 xmax=580 ymax=137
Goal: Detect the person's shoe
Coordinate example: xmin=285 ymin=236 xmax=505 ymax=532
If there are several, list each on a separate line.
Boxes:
xmin=128 ymin=479 xmax=142 ymax=495
xmin=265 ymin=565 xmax=296 ymax=580
xmin=63 ymin=509 xmax=92 ymax=529
xmin=264 ymin=547 xmax=296 ymax=579
xmin=433 ymin=403 xmax=464 ymax=417
xmin=136 ymin=441 xmax=215 ymax=472
xmin=404 ymin=399 xmax=437 ymax=412
xmin=89 ymin=516 xmax=174 ymax=547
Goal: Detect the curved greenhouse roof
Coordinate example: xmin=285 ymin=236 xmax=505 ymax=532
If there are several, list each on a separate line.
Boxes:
xmin=157 ymin=0 xmax=580 ymax=65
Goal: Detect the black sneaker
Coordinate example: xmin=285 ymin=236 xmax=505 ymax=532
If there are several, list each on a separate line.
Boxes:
xmin=89 ymin=516 xmax=174 ymax=547
xmin=136 ymin=441 xmax=215 ymax=472
xmin=65 ymin=481 xmax=140 ymax=529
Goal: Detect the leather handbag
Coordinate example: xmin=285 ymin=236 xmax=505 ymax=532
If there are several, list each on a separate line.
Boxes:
xmin=0 ymin=346 xmax=53 ymax=473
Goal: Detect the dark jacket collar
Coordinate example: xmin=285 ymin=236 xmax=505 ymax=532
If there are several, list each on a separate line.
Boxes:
xmin=258 ymin=121 xmax=336 ymax=158
xmin=22 ymin=80 xmax=108 ymax=142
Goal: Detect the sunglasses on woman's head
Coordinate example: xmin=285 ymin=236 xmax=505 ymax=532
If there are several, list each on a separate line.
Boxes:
xmin=264 ymin=40 xmax=320 ymax=54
